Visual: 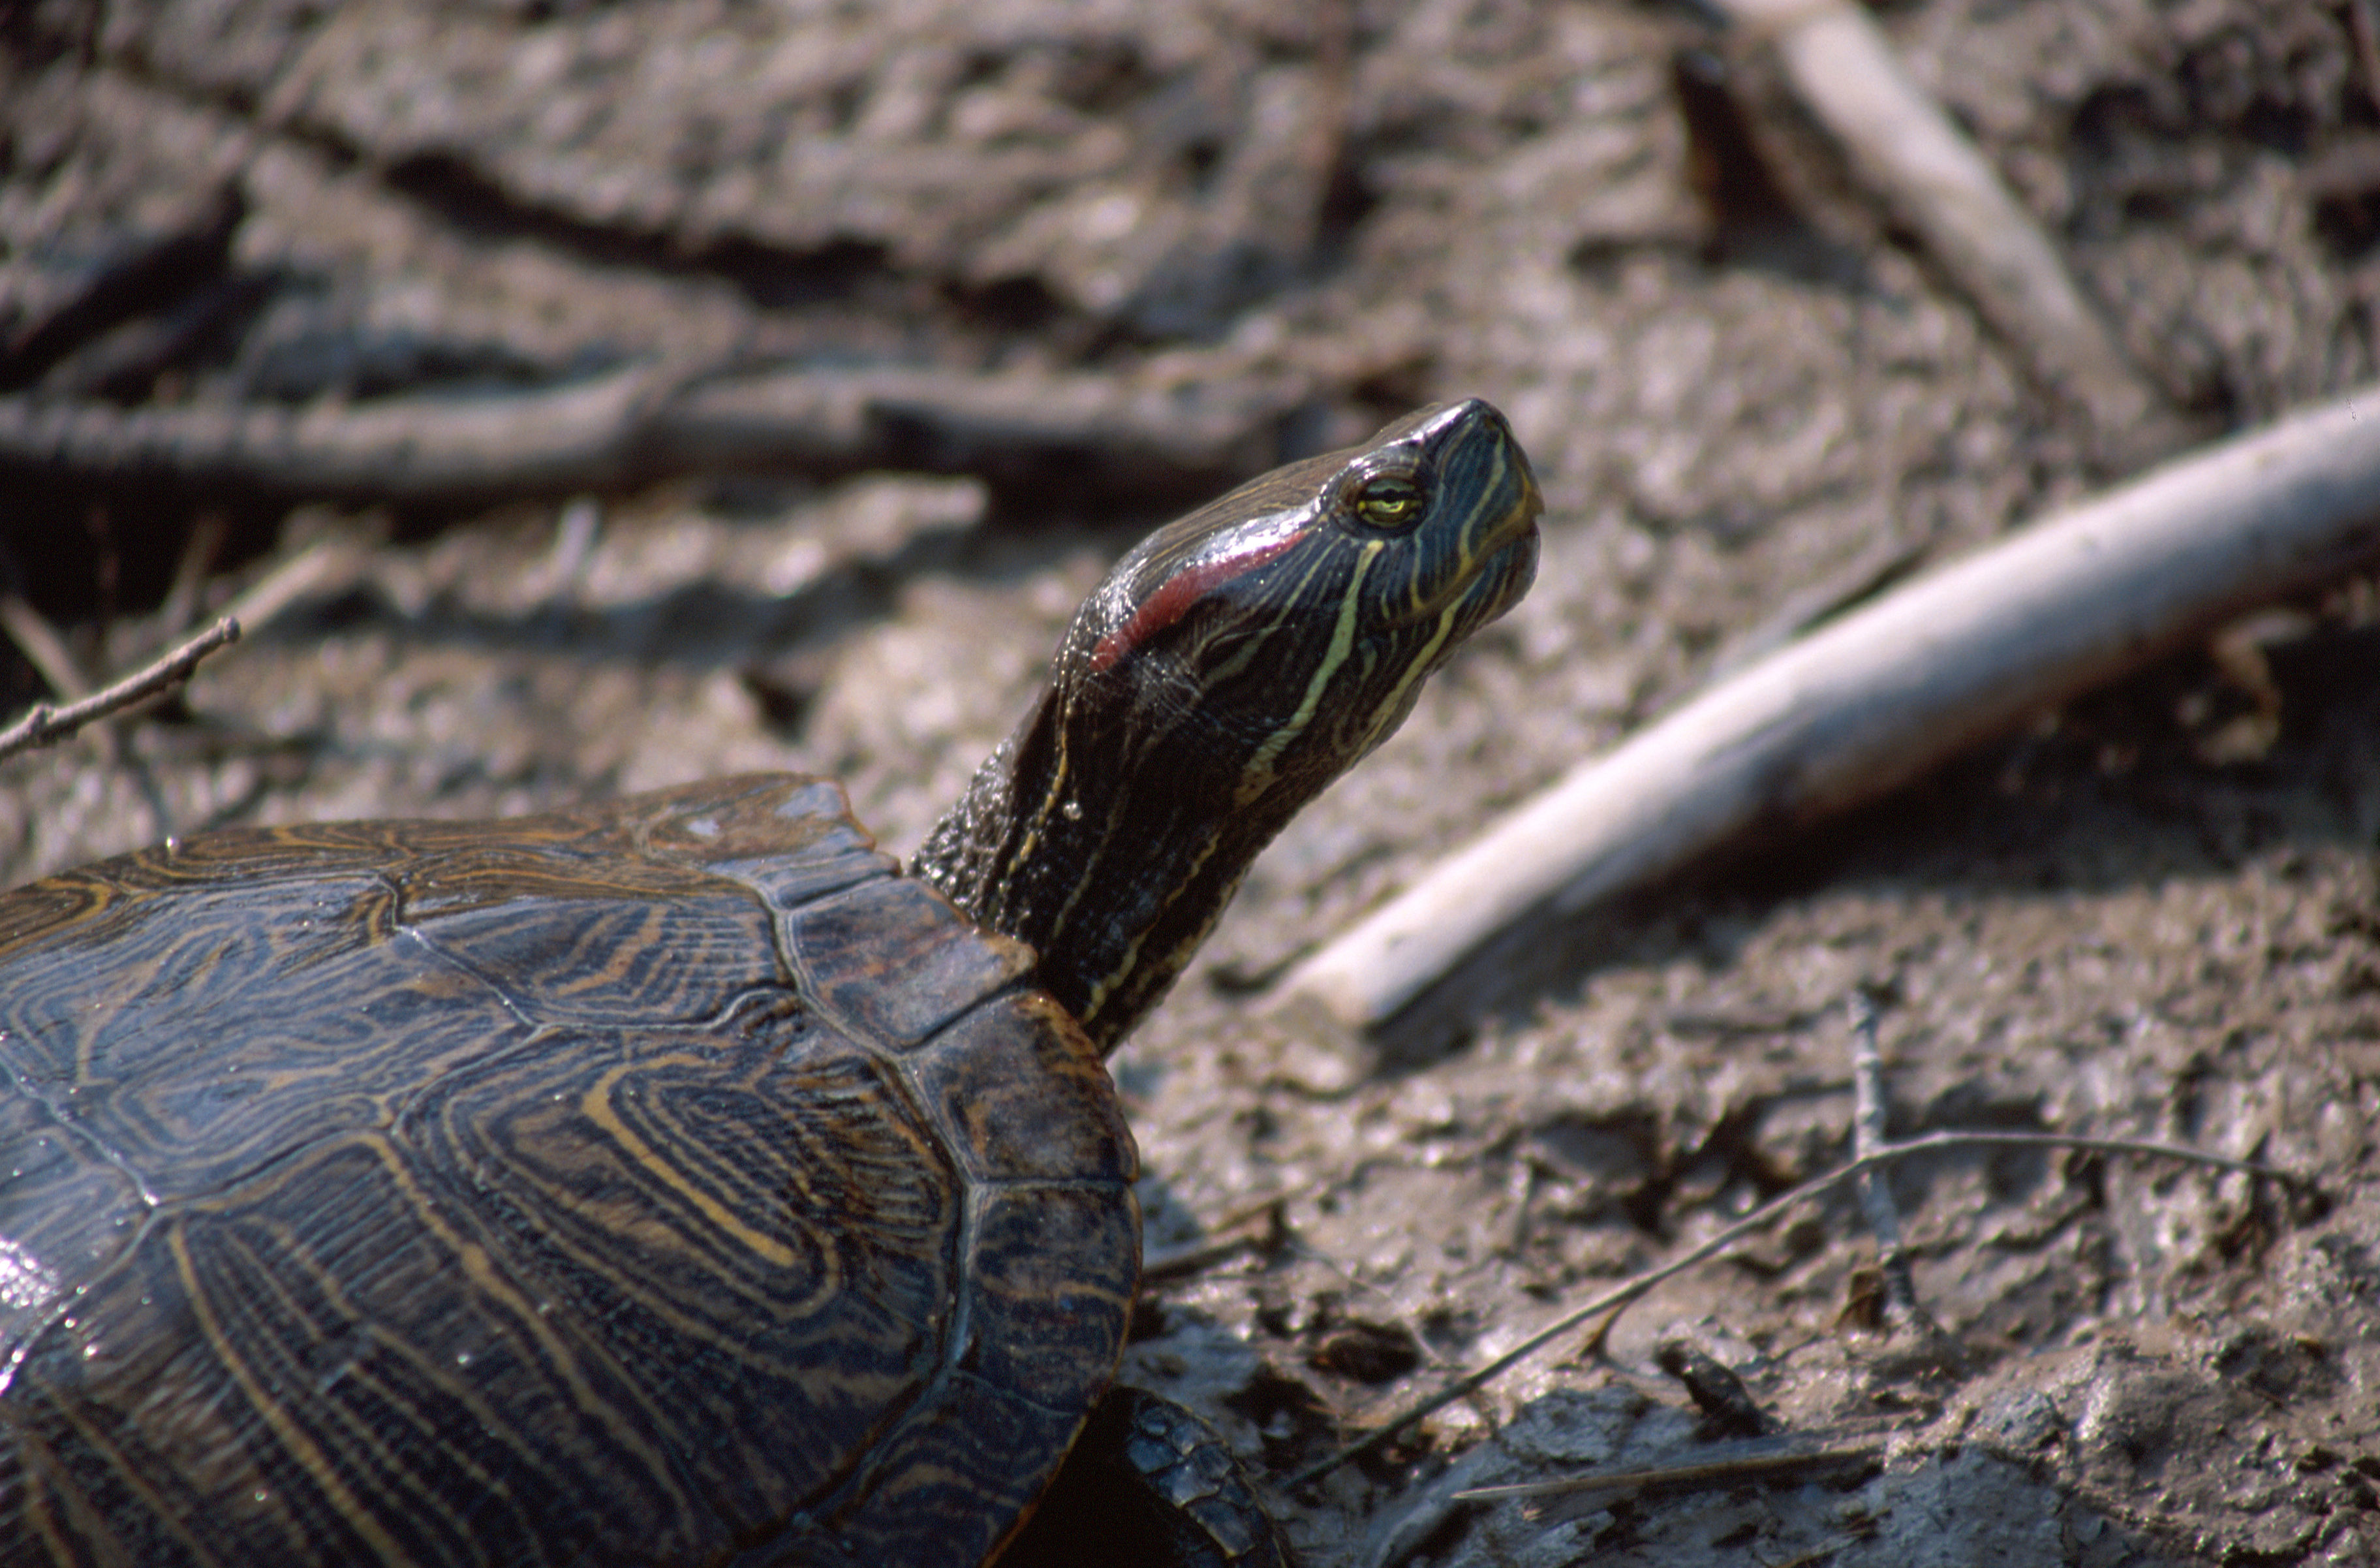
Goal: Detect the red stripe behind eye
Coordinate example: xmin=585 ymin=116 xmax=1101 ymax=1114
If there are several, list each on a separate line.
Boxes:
xmin=1089 ymin=531 xmax=1304 ymax=674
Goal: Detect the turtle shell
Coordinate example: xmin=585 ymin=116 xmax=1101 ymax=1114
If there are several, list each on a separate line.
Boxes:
xmin=0 ymin=774 xmax=1137 ymax=1567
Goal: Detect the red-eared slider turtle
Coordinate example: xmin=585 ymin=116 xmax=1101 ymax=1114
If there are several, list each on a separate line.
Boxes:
xmin=0 ymin=401 xmax=1539 ymax=1567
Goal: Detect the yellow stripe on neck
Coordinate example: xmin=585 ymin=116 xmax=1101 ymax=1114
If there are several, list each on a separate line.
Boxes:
xmin=1234 ymin=541 xmax=1380 ymax=807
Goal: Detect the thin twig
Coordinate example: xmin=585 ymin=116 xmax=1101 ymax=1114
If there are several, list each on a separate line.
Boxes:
xmin=212 ymin=540 xmax=355 ymax=636
xmin=1847 ymin=992 xmax=1928 ymax=1330
xmin=1141 ymin=1184 xmax=1312 ymax=1281
xmin=0 ymin=592 xmax=94 ymax=704
xmin=1453 ymin=1432 xmax=1886 ymax=1502
xmin=1712 ymin=0 xmax=2180 ymax=462
xmin=1287 ymin=1127 xmax=2302 ymax=1486
xmin=0 ymin=617 xmax=241 ymax=764
xmin=157 ymin=511 xmax=230 ymax=636
xmin=3 ymin=577 xmax=178 ymax=827
xmin=0 ymin=361 xmax=1302 ymax=512
xmin=2351 ymin=0 xmax=2380 ymax=121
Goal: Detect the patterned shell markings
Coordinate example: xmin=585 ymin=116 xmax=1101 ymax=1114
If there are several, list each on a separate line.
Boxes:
xmin=0 ymin=774 xmax=1137 ymax=1567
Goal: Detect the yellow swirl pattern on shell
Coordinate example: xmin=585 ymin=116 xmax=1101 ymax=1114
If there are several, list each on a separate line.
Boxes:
xmin=0 ymin=776 xmax=1135 ymax=1567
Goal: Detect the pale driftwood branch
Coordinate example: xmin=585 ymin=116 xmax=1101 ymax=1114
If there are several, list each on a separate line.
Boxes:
xmin=1717 ymin=0 xmax=2184 ymax=463
xmin=0 ymin=616 xmax=240 ymax=764
xmin=1291 ymin=1127 xmax=2303 ymax=1484
xmin=1278 ymin=384 xmax=2380 ymax=1031
xmin=0 ymin=362 xmax=1299 ymax=510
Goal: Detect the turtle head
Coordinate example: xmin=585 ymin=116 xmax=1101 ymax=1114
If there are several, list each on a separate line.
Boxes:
xmin=1062 ymin=399 xmax=1541 ymax=803
xmin=916 ymin=399 xmax=1541 ymax=1050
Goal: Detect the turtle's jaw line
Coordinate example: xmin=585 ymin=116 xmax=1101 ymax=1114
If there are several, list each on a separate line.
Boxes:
xmin=1472 ymin=523 xmax=1540 ymax=624
xmin=1428 ymin=404 xmax=1542 ymax=628
xmin=1410 ymin=503 xmax=1539 ymax=634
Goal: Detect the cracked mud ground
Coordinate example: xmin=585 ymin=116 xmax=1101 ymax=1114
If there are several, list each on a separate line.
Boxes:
xmin=5 ymin=0 xmax=2380 ymax=1562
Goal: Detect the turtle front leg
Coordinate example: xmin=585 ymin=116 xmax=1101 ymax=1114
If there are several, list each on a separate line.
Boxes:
xmin=997 ymin=1387 xmax=1294 ymax=1568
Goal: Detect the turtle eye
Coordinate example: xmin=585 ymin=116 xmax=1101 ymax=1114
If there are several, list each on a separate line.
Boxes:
xmin=1351 ymin=475 xmax=1426 ymax=532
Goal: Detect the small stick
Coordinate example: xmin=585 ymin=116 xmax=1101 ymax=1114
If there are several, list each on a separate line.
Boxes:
xmin=1712 ymin=0 xmax=2180 ymax=460
xmin=1142 ymin=1191 xmax=1293 ymax=1282
xmin=212 ymin=540 xmax=355 ymax=637
xmin=1453 ymin=1433 xmax=1885 ymax=1501
xmin=2351 ymin=0 xmax=2380 ymax=121
xmin=1287 ymin=1127 xmax=2302 ymax=1486
xmin=0 ymin=362 xmax=1297 ymax=511
xmin=156 ymin=511 xmax=230 ymax=636
xmin=0 ymin=617 xmax=241 ymax=764
xmin=1277 ymin=382 xmax=2380 ymax=1031
xmin=1141 ymin=1232 xmax=1264 ymax=1283
xmin=1846 ymin=993 xmax=1929 ymax=1331
xmin=2 ymin=576 xmax=179 ymax=827
xmin=0 ymin=592 xmax=94 ymax=705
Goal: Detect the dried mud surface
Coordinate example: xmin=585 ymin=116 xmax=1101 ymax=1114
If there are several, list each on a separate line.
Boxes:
xmin=5 ymin=1 xmax=2380 ymax=1563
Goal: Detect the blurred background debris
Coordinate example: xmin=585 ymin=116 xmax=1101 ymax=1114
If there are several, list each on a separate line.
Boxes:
xmin=5 ymin=1 xmax=2379 ymax=1561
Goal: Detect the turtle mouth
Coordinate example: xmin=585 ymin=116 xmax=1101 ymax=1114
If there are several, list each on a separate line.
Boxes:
xmin=1460 ymin=514 xmax=1541 ymax=629
xmin=1493 ymin=520 xmax=1541 ymax=603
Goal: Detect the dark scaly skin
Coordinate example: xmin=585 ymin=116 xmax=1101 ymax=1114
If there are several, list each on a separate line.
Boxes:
xmin=0 ymin=401 xmax=1540 ymax=1567
xmin=1000 ymin=1389 xmax=1292 ymax=1568
xmin=915 ymin=401 xmax=1541 ymax=1052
